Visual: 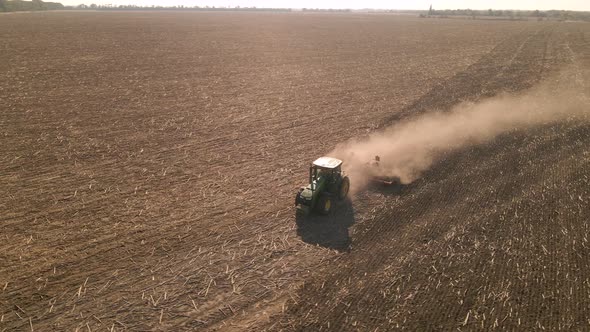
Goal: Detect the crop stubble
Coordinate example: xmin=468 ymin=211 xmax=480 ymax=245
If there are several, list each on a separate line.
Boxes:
xmin=0 ymin=12 xmax=589 ymax=331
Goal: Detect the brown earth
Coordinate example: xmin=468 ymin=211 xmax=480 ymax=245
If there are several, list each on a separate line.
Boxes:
xmin=1 ymin=12 xmax=589 ymax=331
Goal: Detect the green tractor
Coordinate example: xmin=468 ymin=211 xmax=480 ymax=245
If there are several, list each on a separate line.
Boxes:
xmin=295 ymin=157 xmax=350 ymax=215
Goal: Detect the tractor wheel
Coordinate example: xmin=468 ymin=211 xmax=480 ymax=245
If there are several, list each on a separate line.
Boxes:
xmin=316 ymin=195 xmax=332 ymax=215
xmin=338 ymin=176 xmax=350 ymax=200
xmin=295 ymin=189 xmax=303 ymax=206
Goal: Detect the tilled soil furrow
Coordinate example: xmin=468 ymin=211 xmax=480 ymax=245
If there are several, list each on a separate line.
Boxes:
xmin=2 ymin=13 xmax=588 ymax=331
xmin=274 ymin=20 xmax=590 ymax=332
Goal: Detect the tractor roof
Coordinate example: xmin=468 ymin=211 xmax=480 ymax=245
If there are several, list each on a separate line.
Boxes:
xmin=312 ymin=156 xmax=343 ymax=169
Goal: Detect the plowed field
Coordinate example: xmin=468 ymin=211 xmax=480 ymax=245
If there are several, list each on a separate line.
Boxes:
xmin=1 ymin=12 xmax=589 ymax=331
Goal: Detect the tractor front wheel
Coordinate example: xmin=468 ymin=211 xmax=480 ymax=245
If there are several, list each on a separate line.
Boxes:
xmin=316 ymin=195 xmax=332 ymax=215
xmin=295 ymin=189 xmax=303 ymax=206
xmin=338 ymin=176 xmax=350 ymax=200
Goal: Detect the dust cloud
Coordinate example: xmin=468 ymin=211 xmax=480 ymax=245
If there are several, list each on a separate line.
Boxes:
xmin=331 ymin=77 xmax=589 ymax=192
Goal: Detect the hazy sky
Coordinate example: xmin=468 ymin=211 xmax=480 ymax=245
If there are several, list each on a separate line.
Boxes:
xmin=59 ymin=0 xmax=590 ymax=11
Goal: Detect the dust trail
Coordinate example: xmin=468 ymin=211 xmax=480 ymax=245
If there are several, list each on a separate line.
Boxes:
xmin=331 ymin=75 xmax=589 ymax=193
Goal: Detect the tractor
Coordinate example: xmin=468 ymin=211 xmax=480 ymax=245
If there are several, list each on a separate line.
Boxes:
xmin=295 ymin=157 xmax=350 ymax=215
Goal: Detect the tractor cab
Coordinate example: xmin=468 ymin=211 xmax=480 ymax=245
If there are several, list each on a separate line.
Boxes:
xmin=309 ymin=156 xmax=343 ymax=190
xmin=295 ymin=156 xmax=350 ymax=215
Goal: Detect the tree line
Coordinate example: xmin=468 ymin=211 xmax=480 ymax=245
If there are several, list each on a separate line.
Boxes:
xmin=72 ymin=4 xmax=293 ymax=11
xmin=423 ymin=7 xmax=590 ymax=21
xmin=0 ymin=0 xmax=64 ymax=12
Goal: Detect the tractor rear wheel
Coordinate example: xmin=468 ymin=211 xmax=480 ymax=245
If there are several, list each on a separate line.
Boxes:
xmin=338 ymin=176 xmax=350 ymax=200
xmin=316 ymin=195 xmax=332 ymax=215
